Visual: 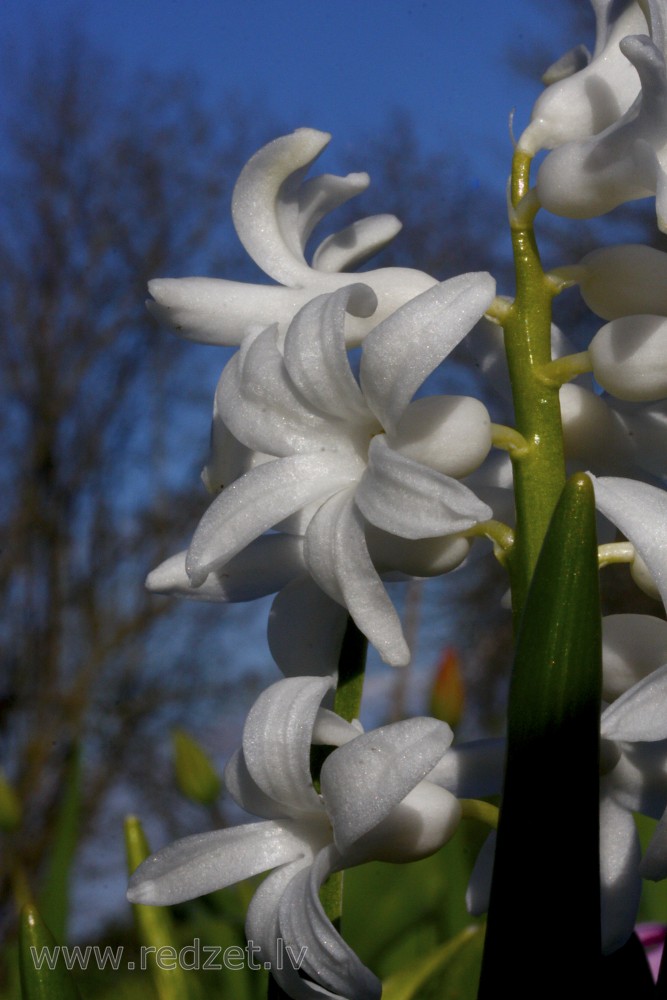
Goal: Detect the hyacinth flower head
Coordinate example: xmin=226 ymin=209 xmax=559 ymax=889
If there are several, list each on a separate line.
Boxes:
xmin=534 ymin=0 xmax=667 ymax=230
xmin=127 ymin=676 xmax=461 ymax=1000
xmin=147 ymin=129 xmax=438 ymax=347
xmin=147 ymin=275 xmax=496 ymax=667
xmin=519 ymin=0 xmax=648 ymax=154
xmin=443 ymin=662 xmax=667 ymax=954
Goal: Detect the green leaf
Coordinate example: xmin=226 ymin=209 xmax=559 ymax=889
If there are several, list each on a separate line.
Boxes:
xmin=0 ymin=767 xmax=22 ymax=831
xmin=19 ymin=903 xmax=81 ymax=999
xmin=479 ymin=473 xmax=602 ymax=996
xmin=39 ymin=745 xmax=81 ymax=943
xmin=382 ymin=925 xmax=483 ymax=1000
xmin=171 ymin=729 xmax=221 ymax=806
xmin=125 ymin=815 xmax=200 ymax=1000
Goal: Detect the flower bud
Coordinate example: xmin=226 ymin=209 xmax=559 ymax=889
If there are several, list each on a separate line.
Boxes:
xmin=589 ymin=315 xmax=667 ymax=401
xmin=172 ymin=729 xmax=221 ymax=806
xmin=391 ymin=395 xmax=492 ymax=478
xmin=0 ymin=769 xmax=21 ymax=832
xmin=429 ymin=647 xmax=465 ymax=729
xmin=577 ymin=245 xmax=667 ymax=320
xmin=348 ymin=781 xmax=461 ymax=864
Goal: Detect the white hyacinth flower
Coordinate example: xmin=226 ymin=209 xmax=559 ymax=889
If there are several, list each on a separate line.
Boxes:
xmin=590 ymin=475 xmax=667 ymax=600
xmin=148 ymin=275 xmax=496 ymax=667
xmin=445 ymin=665 xmax=667 ymax=954
xmin=536 ymin=3 xmax=667 ymax=231
xmin=597 ymin=663 xmax=667 ymax=951
xmin=519 ymin=0 xmax=648 ymax=154
xmin=127 ymin=676 xmax=461 ymax=1000
xmin=147 ymin=129 xmax=437 ymax=347
xmin=602 ymin=613 xmax=667 ymax=700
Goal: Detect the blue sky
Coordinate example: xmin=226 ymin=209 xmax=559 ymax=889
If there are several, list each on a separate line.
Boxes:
xmin=3 ymin=1 xmax=582 ymax=195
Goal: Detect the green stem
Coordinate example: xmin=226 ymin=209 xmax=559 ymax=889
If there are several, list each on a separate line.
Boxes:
xmin=535 ymin=351 xmax=592 ymax=387
xmin=503 ymin=150 xmax=566 ymax=619
xmin=459 ymin=798 xmax=499 ymax=830
xmin=310 ymin=617 xmax=367 ymax=786
xmin=316 ymin=618 xmax=368 ymax=964
xmin=334 ymin=616 xmax=367 ymax=722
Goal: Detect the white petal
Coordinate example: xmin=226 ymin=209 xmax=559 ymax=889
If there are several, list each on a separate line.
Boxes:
xmin=536 ymin=35 xmax=667 ymax=226
xmin=427 ymin=737 xmax=506 ymax=798
xmin=241 ymin=676 xmax=332 ymax=815
xmin=126 ymin=822 xmax=308 ymax=905
xmin=223 ymin=749 xmax=290 ymax=819
xmin=268 ymin=577 xmax=349 ymax=678
xmin=245 ymin=856 xmax=316 ymax=974
xmin=217 ymin=325 xmax=353 ymax=456
xmin=203 ymin=406 xmax=272 ymax=495
xmin=186 ymin=454 xmax=358 ymax=586
xmin=613 ymin=397 xmax=667 ymax=481
xmin=297 ymin=170 xmax=370 ymax=248
xmin=282 ymin=286 xmax=377 ymax=422
xmin=577 ymin=244 xmax=667 ymax=320
xmin=231 ymin=128 xmax=331 ymax=285
xmin=601 ymin=662 xmax=667 ymax=741
xmin=518 ymin=0 xmax=646 ymax=154
xmin=344 ymin=780 xmax=461 ymax=865
xmin=640 ymin=805 xmax=667 ymax=880
xmin=340 ymin=267 xmax=438 ymax=346
xmin=276 ymin=845 xmax=382 ymax=1000
xmin=591 ymin=475 xmax=667 ymax=607
xmin=356 ymin=436 xmax=492 ymax=539
xmin=147 ymin=535 xmax=305 ymax=603
xmin=590 ymin=314 xmax=667 ymax=401
xmin=320 ymin=717 xmax=454 ymax=852
xmin=312 ymin=215 xmax=403 ymax=272
xmin=599 ymin=796 xmax=642 ymax=954
xmin=303 ymin=489 xmax=411 ymax=666
xmin=360 ymin=273 xmax=496 ymax=432
xmin=458 ymin=317 xmax=512 ymax=402
xmin=602 ymin=614 xmax=667 ymax=701
xmin=313 ymin=709 xmax=362 ymax=747
xmin=605 ymin=741 xmax=667 ymax=817
xmin=147 ymin=277 xmax=316 ymax=345
xmin=541 ymin=43 xmax=590 ymax=84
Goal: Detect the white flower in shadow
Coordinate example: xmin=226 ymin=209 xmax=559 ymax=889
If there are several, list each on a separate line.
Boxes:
xmin=535 ymin=2 xmax=667 ymax=231
xmin=127 ymin=676 xmax=461 ymax=1000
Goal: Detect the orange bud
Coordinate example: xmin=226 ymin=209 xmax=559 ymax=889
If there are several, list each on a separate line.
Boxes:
xmin=429 ymin=647 xmax=465 ymax=729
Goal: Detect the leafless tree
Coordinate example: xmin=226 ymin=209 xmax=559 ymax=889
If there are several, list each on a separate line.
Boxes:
xmin=0 ymin=30 xmax=281 ymax=937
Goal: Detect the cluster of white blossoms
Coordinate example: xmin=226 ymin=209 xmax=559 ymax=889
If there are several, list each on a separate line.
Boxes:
xmin=129 ymin=3 xmax=667 ymax=994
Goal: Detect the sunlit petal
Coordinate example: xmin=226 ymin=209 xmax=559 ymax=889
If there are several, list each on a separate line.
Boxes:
xmin=356 ymin=436 xmax=491 ymax=538
xmin=241 ymin=676 xmax=332 ymax=815
xmin=320 ymin=717 xmax=454 ymax=851
xmin=231 ymin=128 xmax=331 ymax=285
xmin=276 ymin=845 xmax=382 ymax=1000
xmin=591 ymin=475 xmax=667 ymax=607
xmin=360 ymin=273 xmax=496 ymax=432
xmin=186 ymin=454 xmax=358 ymax=587
xmin=303 ymin=489 xmax=411 ymax=666
xmin=147 ymin=535 xmax=305 ymax=603
xmin=127 ymin=822 xmax=308 ymax=905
